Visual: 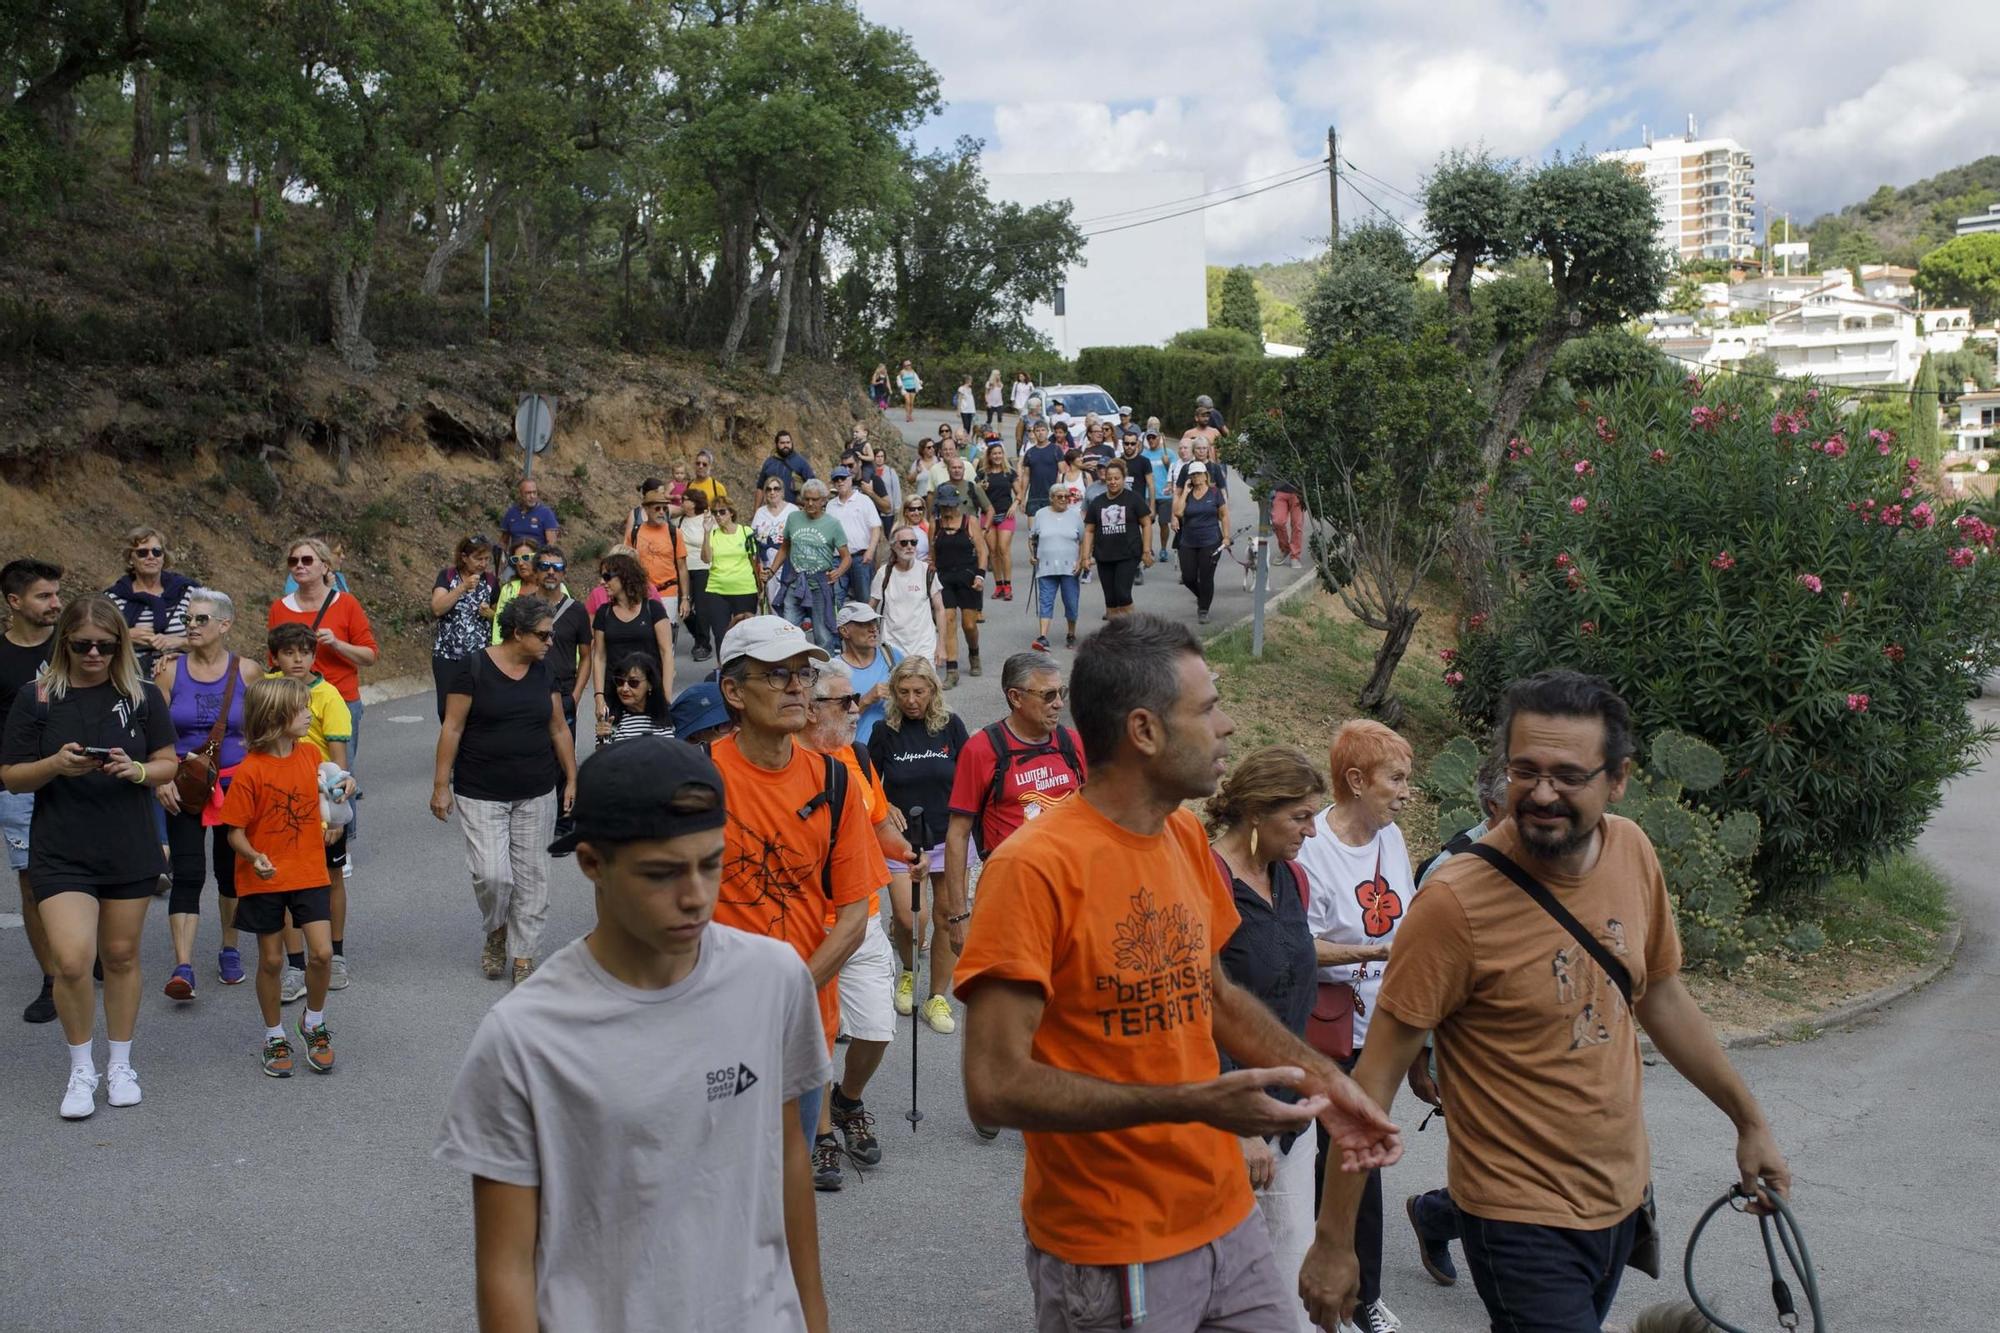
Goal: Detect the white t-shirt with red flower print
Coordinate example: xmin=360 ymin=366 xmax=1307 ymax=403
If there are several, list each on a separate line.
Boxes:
xmin=1296 ymin=812 xmax=1418 ymax=1047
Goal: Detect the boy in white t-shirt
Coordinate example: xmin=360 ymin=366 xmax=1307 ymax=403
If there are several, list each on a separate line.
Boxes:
xmin=435 ymin=738 xmax=833 ymax=1332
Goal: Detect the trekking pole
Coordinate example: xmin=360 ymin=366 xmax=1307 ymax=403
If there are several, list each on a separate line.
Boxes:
xmin=906 ymin=805 xmax=925 ymax=1131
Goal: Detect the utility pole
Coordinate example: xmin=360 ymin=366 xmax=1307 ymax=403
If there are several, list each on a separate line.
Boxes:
xmin=1327 ymin=125 xmax=1340 ymax=242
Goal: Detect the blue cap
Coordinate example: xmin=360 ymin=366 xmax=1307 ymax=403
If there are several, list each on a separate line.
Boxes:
xmin=670 ymin=683 xmax=731 ymax=739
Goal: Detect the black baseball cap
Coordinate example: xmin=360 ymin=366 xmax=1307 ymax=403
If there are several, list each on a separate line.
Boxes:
xmin=548 ymin=736 xmax=727 ymax=854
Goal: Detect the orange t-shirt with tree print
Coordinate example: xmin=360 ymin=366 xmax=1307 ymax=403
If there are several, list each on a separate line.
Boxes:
xmin=952 ymin=797 xmax=1253 ymax=1266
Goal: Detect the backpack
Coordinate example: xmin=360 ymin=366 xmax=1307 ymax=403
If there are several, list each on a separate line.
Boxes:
xmin=1413 ymin=828 xmax=1477 ymax=886
xmin=974 ymin=721 xmax=1082 ymax=857
xmin=703 ymin=740 xmax=849 ymax=899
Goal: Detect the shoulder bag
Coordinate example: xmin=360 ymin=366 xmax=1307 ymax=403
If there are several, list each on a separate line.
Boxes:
xmin=1460 ymin=841 xmax=1661 ymax=1278
xmin=173 ymin=656 xmax=241 ymax=811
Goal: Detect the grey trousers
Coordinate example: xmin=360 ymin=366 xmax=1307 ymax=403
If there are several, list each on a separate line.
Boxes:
xmin=1026 ymin=1212 xmax=1297 ymax=1332
xmin=456 ymin=790 xmax=556 ymax=960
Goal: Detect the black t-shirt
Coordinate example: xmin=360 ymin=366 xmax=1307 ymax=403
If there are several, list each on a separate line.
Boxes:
xmin=547 ymin=597 xmax=591 ymax=695
xmin=1022 ymin=443 xmax=1066 ymax=502
xmin=447 ymin=652 xmax=560 ymax=802
xmin=1218 ymin=860 xmax=1317 ymax=1138
xmin=1086 ymin=491 xmax=1150 ymax=563
xmin=593 ymin=600 xmax=669 ymax=674
xmin=1116 ymin=455 xmax=1155 ymax=506
xmin=2 ymin=680 xmax=175 ymax=883
xmin=980 ymin=468 xmax=1017 ymax=514
xmin=0 ymin=635 xmax=55 ymax=726
xmin=866 ymin=713 xmax=969 ymax=846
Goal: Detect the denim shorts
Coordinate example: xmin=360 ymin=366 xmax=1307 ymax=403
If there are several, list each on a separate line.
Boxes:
xmin=0 ymin=788 xmax=31 ymax=873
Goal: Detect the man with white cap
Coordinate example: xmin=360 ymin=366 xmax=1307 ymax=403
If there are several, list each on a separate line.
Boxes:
xmin=709 ymin=618 xmax=885 ymax=1147
xmin=833 ymin=602 xmax=902 ymax=744
xmin=825 ymin=467 xmax=883 ymax=605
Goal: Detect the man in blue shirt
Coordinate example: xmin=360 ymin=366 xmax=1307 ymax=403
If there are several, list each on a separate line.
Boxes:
xmin=1139 ymin=429 xmax=1174 ymax=559
xmin=500 ymin=478 xmax=561 ymax=552
xmin=758 ymin=429 xmax=816 ymax=503
xmin=1020 ymin=423 xmax=1066 ymax=518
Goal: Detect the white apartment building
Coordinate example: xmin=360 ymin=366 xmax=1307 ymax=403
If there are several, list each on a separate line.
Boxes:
xmin=1599 ymin=119 xmax=1757 ymax=263
xmin=1957 ymin=203 xmax=2000 ymax=237
xmin=1955 ymin=389 xmax=2000 ymax=451
xmin=1764 ymin=289 xmax=1921 ymax=386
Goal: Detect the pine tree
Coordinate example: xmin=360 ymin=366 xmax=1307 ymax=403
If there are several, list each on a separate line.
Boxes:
xmin=1910 ymin=353 xmax=1942 ymax=465
xmin=1216 ymin=267 xmax=1264 ymax=340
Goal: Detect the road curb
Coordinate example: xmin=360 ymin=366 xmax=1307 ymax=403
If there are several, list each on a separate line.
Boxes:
xmin=1644 ymin=915 xmax=1966 ymax=1056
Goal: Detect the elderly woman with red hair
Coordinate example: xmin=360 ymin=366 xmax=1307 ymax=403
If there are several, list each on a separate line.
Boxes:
xmin=1294 ymin=718 xmax=1422 ymax=1333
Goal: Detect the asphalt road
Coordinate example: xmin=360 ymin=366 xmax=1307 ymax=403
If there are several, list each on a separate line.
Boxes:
xmin=4 ymin=411 xmax=1993 ymax=1329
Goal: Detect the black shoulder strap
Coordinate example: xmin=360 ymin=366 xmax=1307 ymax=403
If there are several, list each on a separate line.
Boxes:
xmin=1462 ymin=843 xmax=1632 ymax=1007
xmin=1051 ymin=725 xmax=1080 ymax=775
xmin=1414 ymin=828 xmax=1477 ymax=885
xmin=849 ymin=740 xmax=874 ymax=785
xmin=308 ymin=588 xmax=339 ymax=635
xmin=795 ymin=751 xmax=848 ymax=899
xmin=981 ymin=721 xmax=1015 ymax=808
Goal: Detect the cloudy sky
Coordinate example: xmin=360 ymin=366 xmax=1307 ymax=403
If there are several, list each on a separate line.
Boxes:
xmin=860 ymin=0 xmax=1999 ymax=266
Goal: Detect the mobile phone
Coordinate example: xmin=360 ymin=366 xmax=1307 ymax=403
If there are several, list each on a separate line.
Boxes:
xmin=80 ymin=746 xmax=116 ymax=761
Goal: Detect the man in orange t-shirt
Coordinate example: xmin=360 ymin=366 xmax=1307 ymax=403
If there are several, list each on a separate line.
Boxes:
xmin=955 ymin=613 xmax=1400 ymax=1333
xmin=710 ymin=616 xmax=879 ymax=1156
xmin=632 ymin=483 xmax=689 ymax=617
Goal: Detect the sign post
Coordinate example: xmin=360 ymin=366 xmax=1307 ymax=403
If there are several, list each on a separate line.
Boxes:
xmin=1251 ymin=535 xmax=1270 ymax=658
xmin=514 ymin=394 xmax=555 ymax=477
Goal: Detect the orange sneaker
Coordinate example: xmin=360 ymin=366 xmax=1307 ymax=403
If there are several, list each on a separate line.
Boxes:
xmin=261 ymin=1036 xmax=295 ymax=1078
xmin=295 ymin=1018 xmax=334 ymax=1074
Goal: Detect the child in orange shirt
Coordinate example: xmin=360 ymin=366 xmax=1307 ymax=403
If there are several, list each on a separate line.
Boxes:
xmin=221 ymin=677 xmax=337 ymax=1077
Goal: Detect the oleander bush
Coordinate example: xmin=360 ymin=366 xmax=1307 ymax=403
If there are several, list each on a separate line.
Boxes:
xmin=1448 ymin=370 xmax=2000 ymax=909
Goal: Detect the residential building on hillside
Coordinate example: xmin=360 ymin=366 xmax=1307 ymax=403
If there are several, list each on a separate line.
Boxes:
xmin=1763 ymin=289 xmax=1920 ymax=387
xmin=1954 ymin=389 xmax=2000 ymax=451
xmin=1856 ymin=264 xmax=1917 ymax=304
xmin=985 ymin=171 xmax=1206 ymax=359
xmin=1729 ymin=273 xmax=1826 ymax=317
xmin=1956 ymin=203 xmax=2000 ymax=237
xmin=1599 ymin=120 xmax=1756 ymax=263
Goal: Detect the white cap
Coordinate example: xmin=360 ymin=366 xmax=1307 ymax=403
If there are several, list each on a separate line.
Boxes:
xmin=1185 ymin=462 xmax=1209 ymax=475
xmin=719 ymin=615 xmax=832 ymax=667
xmin=835 ymin=601 xmax=881 ymax=626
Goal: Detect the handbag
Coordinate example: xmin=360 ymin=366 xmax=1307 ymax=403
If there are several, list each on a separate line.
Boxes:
xmin=172 ymin=656 xmax=240 ymax=811
xmin=1460 ymin=842 xmax=1661 ymax=1279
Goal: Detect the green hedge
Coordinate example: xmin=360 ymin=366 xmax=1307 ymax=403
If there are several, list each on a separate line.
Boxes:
xmin=1074 ymin=345 xmax=1279 ymax=436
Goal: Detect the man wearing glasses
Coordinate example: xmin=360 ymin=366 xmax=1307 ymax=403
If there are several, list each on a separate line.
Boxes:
xmin=710 ymin=617 xmax=884 ymax=1155
xmin=532 ymin=548 xmax=588 ymax=743
xmin=1304 ymin=670 xmax=1792 ymax=1333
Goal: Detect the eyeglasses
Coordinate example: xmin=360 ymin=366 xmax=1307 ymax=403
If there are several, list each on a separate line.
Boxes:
xmin=1504 ymin=762 xmax=1609 ymax=793
xmin=522 ymin=629 xmax=554 ymax=642
xmin=69 ymin=638 xmax=118 ymax=657
xmin=1011 ymin=685 xmax=1068 ymax=704
xmin=288 ymin=554 xmax=317 ymax=567
xmin=894 ymin=539 xmax=919 ymax=548
xmin=814 ymin=693 xmax=862 ymax=712
xmin=189 ymin=614 xmax=215 ymax=627
xmin=754 ymin=664 xmax=820 ymax=691
xmin=617 ymin=677 xmax=647 ymax=690
xmin=536 ymin=561 xmax=565 ymax=572
xmin=130 ymin=546 xmax=164 ymax=558
xmin=765 ymin=484 xmax=784 ymax=492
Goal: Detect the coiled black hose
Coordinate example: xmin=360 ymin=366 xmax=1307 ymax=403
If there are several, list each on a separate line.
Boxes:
xmin=1683 ymin=1180 xmax=1826 ymax=1331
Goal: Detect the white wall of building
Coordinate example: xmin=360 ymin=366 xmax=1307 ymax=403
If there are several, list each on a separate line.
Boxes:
xmin=1598 ymin=130 xmax=1757 ymax=263
xmin=986 ymin=172 xmax=1208 ymax=360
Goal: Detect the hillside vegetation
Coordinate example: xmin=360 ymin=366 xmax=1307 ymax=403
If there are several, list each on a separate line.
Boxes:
xmin=1790 ymin=155 xmax=2000 ymax=269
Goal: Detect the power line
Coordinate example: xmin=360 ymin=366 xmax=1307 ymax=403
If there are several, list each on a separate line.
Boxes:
xmin=1338 ymin=173 xmax=1431 ymax=251
xmin=1068 ymin=160 xmax=1330 ymax=226
xmin=1340 ymin=157 xmax=1424 ymax=209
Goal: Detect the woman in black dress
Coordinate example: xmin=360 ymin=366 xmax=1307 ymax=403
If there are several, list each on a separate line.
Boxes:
xmin=928 ymin=485 xmax=987 ymax=690
xmin=590 ymin=551 xmax=673 ymax=735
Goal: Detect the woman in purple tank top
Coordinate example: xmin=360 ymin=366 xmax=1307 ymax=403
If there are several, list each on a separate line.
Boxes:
xmin=154 ymin=589 xmax=261 ymax=999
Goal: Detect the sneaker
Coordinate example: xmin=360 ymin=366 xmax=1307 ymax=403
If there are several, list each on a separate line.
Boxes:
xmin=296 ymin=1017 xmax=334 ymax=1073
xmin=1031 ymin=635 xmax=1050 ymax=652
xmin=261 ymin=1036 xmax=295 ymax=1078
xmin=1135 ymin=569 xmax=1145 ymax=585
xmin=327 ymin=956 xmax=350 ymax=991
xmin=922 ymin=994 xmax=957 ymax=1035
xmin=513 ymin=957 xmax=535 ymax=985
xmin=895 ymin=970 xmax=915 ymax=1016
xmin=279 ymin=965 xmax=306 ymax=1004
xmin=1064 ymin=630 xmax=1077 ymax=649
xmin=812 ymin=1134 xmax=844 ymax=1191
xmin=216 ymin=947 xmax=246 ymax=986
xmin=1406 ymin=1193 xmax=1458 ymax=1285
xmin=973 ymin=1123 xmax=1000 ymax=1141
xmin=1353 ymin=1300 xmax=1400 ymax=1333
xmin=106 ymin=1062 xmax=142 ymax=1107
xmin=481 ymin=929 xmax=506 ymax=979
xmin=60 ymin=1067 xmax=99 ymax=1119
xmin=163 ymin=963 xmax=195 ymax=1001
xmin=23 ymin=977 xmax=57 ymax=1024
xmin=1198 ymin=609 xmax=1211 ymax=624
xmin=830 ymin=1095 xmax=882 ymax=1167
xmin=967 ymin=656 xmax=982 ymax=677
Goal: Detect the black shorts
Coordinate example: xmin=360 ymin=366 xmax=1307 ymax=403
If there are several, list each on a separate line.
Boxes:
xmin=940 ymin=580 xmax=984 ymax=613
xmin=326 ymin=826 xmax=348 ymax=872
xmin=1098 ymin=557 xmax=1138 ymax=608
xmin=32 ymin=875 xmax=159 ymax=904
xmin=234 ymin=886 xmax=332 ymax=935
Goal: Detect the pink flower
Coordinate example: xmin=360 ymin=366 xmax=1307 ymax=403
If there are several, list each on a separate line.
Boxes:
xmin=1650 ymin=448 xmax=1670 ymax=464
xmin=1555 ymin=552 xmax=1573 ymax=569
xmin=1797 ymin=573 xmax=1823 ymax=593
xmin=1806 ymin=389 xmax=1821 ymax=404
xmin=1594 ymin=416 xmax=1617 ymax=443
xmin=1821 ymin=437 xmax=1848 ymax=459
xmin=1880 ymin=505 xmax=1904 ymax=527
xmin=1901 ymin=488 xmax=1914 ymax=499
xmin=1956 ymin=515 xmax=1997 ymax=547
xmin=1951 ymin=547 xmax=1978 ymax=568
xmin=1907 ymin=457 xmax=1923 ymax=472
xmin=1569 ymin=495 xmax=1589 ymax=514
xmin=1579 ymin=620 xmax=1598 ymax=635
xmin=1574 ymin=459 xmax=1595 ymax=476
xmin=1878 ymin=440 xmax=1893 ymax=455
xmin=1846 ymin=693 xmax=1870 ymax=713
xmin=1884 ymin=643 xmax=1906 ymax=663
xmin=1443 ymin=670 xmax=1465 ymax=688
xmin=1771 ymin=410 xmax=1807 ymax=437
xmin=1468 ymin=612 xmax=1490 ymax=631
xmin=1710 ymin=551 xmax=1735 ymax=571
xmin=1438 ymin=648 xmax=1457 ymax=664
xmin=1690 ymin=405 xmax=1722 ymax=431
xmin=1684 ymin=374 xmax=1705 ymax=395
xmin=1910 ymin=502 xmax=1935 ymax=529
xmin=1566 ymin=567 xmax=1586 ymax=591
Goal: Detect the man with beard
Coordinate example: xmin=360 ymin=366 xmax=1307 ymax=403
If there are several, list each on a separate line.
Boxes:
xmin=1 ymin=559 xmax=63 ymax=1022
xmin=956 ymin=614 xmax=1401 ymax=1333
xmin=1303 ymin=670 xmax=1792 ymax=1333
xmin=759 ymin=430 xmax=817 ymax=504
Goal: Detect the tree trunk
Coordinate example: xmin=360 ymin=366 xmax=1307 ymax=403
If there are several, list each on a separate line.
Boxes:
xmin=1356 ymin=604 xmax=1420 ymax=725
xmin=719 ymin=261 xmax=769 ymax=366
xmin=420 ymin=183 xmax=501 ymax=297
xmin=130 ymin=63 xmax=155 ymax=183
xmin=331 ymin=261 xmax=377 ymax=371
xmin=1476 ymin=321 xmax=1572 ymax=470
xmin=1445 ymin=247 xmax=1478 ymax=352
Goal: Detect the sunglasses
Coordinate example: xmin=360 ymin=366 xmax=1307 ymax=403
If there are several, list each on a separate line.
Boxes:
xmin=69 ymin=638 xmax=118 ymax=657
xmin=468 ymin=534 xmax=491 ymax=547
xmin=189 ymin=613 xmax=216 ymax=627
xmin=512 ymin=552 xmax=536 ymax=563
xmin=130 ymin=546 xmax=164 ymax=558
xmin=288 ymin=554 xmax=316 ymax=567
xmin=895 ymin=539 xmax=919 ymax=548
xmin=815 ymin=693 xmax=862 ymax=711
xmin=1011 ymin=685 xmax=1068 ymax=704
xmin=536 ymin=561 xmax=565 ymax=572
xmin=617 ymin=677 xmax=647 ymax=690
xmin=522 ymin=628 xmax=554 ymax=642
xmin=765 ymin=484 xmax=784 ymax=491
